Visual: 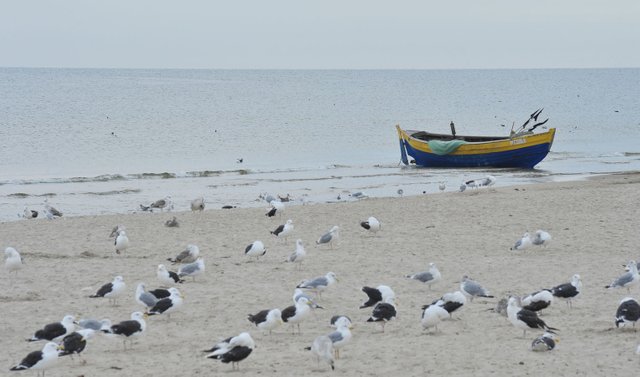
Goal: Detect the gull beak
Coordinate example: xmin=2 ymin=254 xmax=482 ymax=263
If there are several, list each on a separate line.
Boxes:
xmin=57 ymin=345 xmax=65 ymax=351
xmin=143 ymin=313 xmax=149 ymax=318
xmin=555 ymin=337 xmax=560 ymax=343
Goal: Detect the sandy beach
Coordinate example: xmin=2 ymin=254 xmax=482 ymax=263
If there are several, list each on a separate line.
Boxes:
xmin=2 ymin=172 xmax=640 ymax=376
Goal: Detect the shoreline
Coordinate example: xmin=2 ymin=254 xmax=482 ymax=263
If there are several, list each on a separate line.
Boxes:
xmin=2 ymin=172 xmax=640 ymax=376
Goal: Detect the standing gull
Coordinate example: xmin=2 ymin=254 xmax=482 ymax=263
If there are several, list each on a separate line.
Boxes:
xmin=43 ymin=198 xmax=63 ymax=217
xmin=406 ymin=262 xmax=441 ymax=289
xmin=205 ymin=332 xmax=255 ymax=371
xmin=507 ymin=296 xmax=558 ymax=337
xmin=167 ymin=244 xmax=200 ymax=264
xmin=245 ymin=240 xmax=267 ymax=260
xmin=10 ymin=342 xmax=59 ymax=375
xmin=286 ymin=239 xmax=306 ymax=269
xmin=460 ymin=275 xmax=494 ymax=302
xmin=360 ymin=216 xmax=381 ymax=234
xmin=135 ymin=282 xmax=159 ymax=309
xmin=28 ymin=315 xmax=76 ymax=342
xmin=297 ymin=272 xmax=338 ymax=297
xmin=421 ymin=303 xmax=450 ymax=333
xmin=58 ymin=329 xmax=95 ymax=359
xmin=326 ymin=316 xmax=353 ymax=359
xmin=271 ymin=219 xmax=294 ymax=242
xmin=114 ymin=230 xmax=129 ymax=255
xmin=550 ymin=274 xmax=582 ymax=308
xmin=146 ymin=287 xmax=183 ymax=318
xmin=104 ymin=312 xmax=146 ymax=350
xmin=90 ymin=275 xmax=126 ymax=305
xmin=605 ymin=260 xmax=639 ymax=292
xmin=615 ymin=297 xmax=640 ymax=328
xmin=367 ymin=297 xmax=397 ymax=332
xmin=247 ymin=308 xmax=283 ymax=334
xmin=157 ymin=264 xmax=184 ymax=285
xmin=178 ymin=258 xmax=205 ymax=281
xmin=4 ymin=247 xmax=24 ymax=275
xmin=510 ymin=232 xmax=532 ymax=251
xmin=360 ymin=285 xmax=395 ymax=309
xmin=281 ymin=297 xmax=314 ymax=334
xmin=308 ymin=335 xmax=335 ymax=370
xmin=316 ymin=226 xmax=339 ymax=249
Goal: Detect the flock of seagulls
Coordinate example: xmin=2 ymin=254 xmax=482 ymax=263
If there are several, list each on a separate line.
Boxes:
xmin=5 ymin=187 xmax=640 ymax=375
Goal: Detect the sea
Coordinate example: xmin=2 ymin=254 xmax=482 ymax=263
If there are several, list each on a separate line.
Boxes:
xmin=1 ymin=68 xmax=639 ymax=221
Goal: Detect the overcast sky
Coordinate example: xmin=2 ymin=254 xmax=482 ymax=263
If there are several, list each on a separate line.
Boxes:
xmin=1 ymin=0 xmax=638 ymax=69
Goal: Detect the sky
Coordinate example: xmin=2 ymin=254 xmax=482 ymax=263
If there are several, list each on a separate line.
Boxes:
xmin=1 ymin=0 xmax=639 ymax=69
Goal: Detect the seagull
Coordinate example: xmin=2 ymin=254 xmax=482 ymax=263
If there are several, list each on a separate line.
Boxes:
xmin=90 ymin=275 xmax=126 ymax=305
xmin=360 ymin=285 xmax=395 ymax=309
xmin=269 ymin=200 xmax=285 ymax=216
xmin=531 ymin=332 xmax=559 ymax=352
xmin=507 ymin=296 xmax=558 ymax=337
xmin=459 ymin=182 xmax=467 ymax=192
xmin=308 ymin=335 xmax=335 ymax=371
xmin=10 ymin=342 xmax=60 ymax=375
xmin=350 ymin=191 xmax=368 ymax=199
xmin=286 ymin=239 xmax=306 ymax=268
xmin=316 ymin=226 xmax=339 ymax=249
xmin=75 ymin=318 xmax=112 ymax=332
xmin=167 ymin=244 xmax=200 ymax=264
xmin=360 ymin=216 xmax=381 ymax=234
xmin=367 ymin=297 xmax=397 ymax=332
xmin=532 ymin=230 xmax=552 ymax=247
xmin=271 ymin=219 xmax=294 ymax=242
xmin=615 ymin=297 xmax=640 ymax=328
xmin=205 ymin=332 xmax=255 ymax=371
xmin=421 ymin=303 xmax=450 ymax=333
xmin=135 ymin=282 xmax=159 ymax=309
xmin=157 ymin=264 xmax=184 ymax=285
xmin=245 ymin=240 xmax=267 ymax=260
xmin=265 ymin=207 xmax=277 ymax=218
xmin=281 ymin=297 xmax=314 ymax=334
xmin=178 ymin=258 xmax=205 ymax=282
xmin=438 ymin=181 xmax=446 ymax=192
xmin=190 ymin=196 xmax=205 ymax=212
xmin=23 ymin=205 xmax=38 ymax=219
xmin=326 ymin=316 xmax=353 ymax=359
xmin=510 ymin=232 xmax=532 ymax=251
xmin=429 ymin=290 xmax=467 ymax=318
xmin=247 ymin=308 xmax=283 ymax=334
xmin=605 ymin=260 xmax=639 ymax=292
xmin=57 ymin=329 xmax=95 ymax=359
xmin=114 ymin=230 xmax=129 ymax=254
xmin=104 ymin=312 xmax=147 ymax=350
xmin=406 ymin=262 xmax=441 ymax=289
xmin=146 ymin=287 xmax=183 ymax=318
xmin=4 ymin=247 xmax=24 ymax=275
xmin=164 ymin=216 xmax=179 ymax=227
xmin=520 ymin=289 xmax=553 ymax=312
xmin=550 ymin=274 xmax=582 ymax=308
xmin=28 ymin=315 xmax=76 ymax=342
xmin=150 ymin=196 xmax=172 ymax=211
xmin=297 ymin=272 xmax=338 ymax=297
xmin=460 ymin=275 xmax=494 ymax=302
xmin=43 ymin=198 xmax=63 ymax=217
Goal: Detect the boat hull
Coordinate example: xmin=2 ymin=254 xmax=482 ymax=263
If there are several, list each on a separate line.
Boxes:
xmin=397 ymin=126 xmax=555 ymax=169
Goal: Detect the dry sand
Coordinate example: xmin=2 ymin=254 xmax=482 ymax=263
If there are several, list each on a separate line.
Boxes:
xmin=2 ymin=172 xmax=640 ymax=376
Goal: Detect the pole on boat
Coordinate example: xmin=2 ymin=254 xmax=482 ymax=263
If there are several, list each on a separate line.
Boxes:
xmin=450 ymin=121 xmax=457 ymax=138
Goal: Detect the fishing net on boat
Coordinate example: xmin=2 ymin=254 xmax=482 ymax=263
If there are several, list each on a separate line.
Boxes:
xmin=427 ymin=139 xmax=467 ymax=155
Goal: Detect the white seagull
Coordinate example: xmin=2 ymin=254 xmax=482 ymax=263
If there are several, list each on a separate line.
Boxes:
xmin=105 ymin=311 xmax=147 ymax=350
xmin=286 ymin=239 xmax=306 ymax=268
xmin=550 ymin=274 xmax=582 ymax=308
xmin=406 ymin=262 xmax=441 ymax=289
xmin=605 ymin=260 xmax=639 ymax=292
xmin=507 ymin=296 xmax=558 ymax=337
xmin=28 ymin=315 xmax=76 ymax=342
xmin=247 ymin=308 xmax=283 ymax=334
xmin=281 ymin=297 xmax=314 ymax=334
xmin=205 ymin=332 xmax=255 ymax=371
xmin=271 ymin=219 xmax=294 ymax=241
xmin=615 ymin=297 xmax=640 ymax=328
xmin=532 ymin=230 xmax=552 ymax=247
xmin=316 ymin=225 xmax=340 ymax=249
xmin=190 ymin=196 xmax=205 ymax=211
xmin=135 ymin=282 xmax=159 ymax=309
xmin=421 ymin=303 xmax=450 ymax=333
xmin=114 ymin=230 xmax=129 ymax=255
xmin=510 ymin=232 xmax=532 ymax=251
xmin=297 ymin=272 xmax=338 ymax=297
xmin=309 ymin=335 xmax=335 ymax=371
xmin=531 ymin=332 xmax=559 ymax=352
xmin=178 ymin=258 xmax=205 ymax=281
xmin=520 ymin=289 xmax=553 ymax=313
xmin=10 ymin=342 xmax=60 ymax=375
xmin=244 ymin=240 xmax=267 ymax=260
xmin=167 ymin=244 xmax=200 ymax=264
xmin=326 ymin=316 xmax=353 ymax=359
xmin=157 ymin=264 xmax=184 ymax=285
xmin=4 ymin=247 xmax=24 ymax=275
xmin=460 ymin=275 xmax=494 ymax=302
xmin=90 ymin=275 xmax=126 ymax=305
xmin=360 ymin=285 xmax=396 ymax=308
xmin=146 ymin=287 xmax=183 ymax=318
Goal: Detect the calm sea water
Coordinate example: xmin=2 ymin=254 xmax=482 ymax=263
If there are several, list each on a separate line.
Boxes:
xmin=1 ymin=68 xmax=639 ymax=221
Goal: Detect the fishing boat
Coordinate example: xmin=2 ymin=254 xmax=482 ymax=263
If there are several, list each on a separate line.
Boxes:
xmin=396 ymin=109 xmax=556 ymax=169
